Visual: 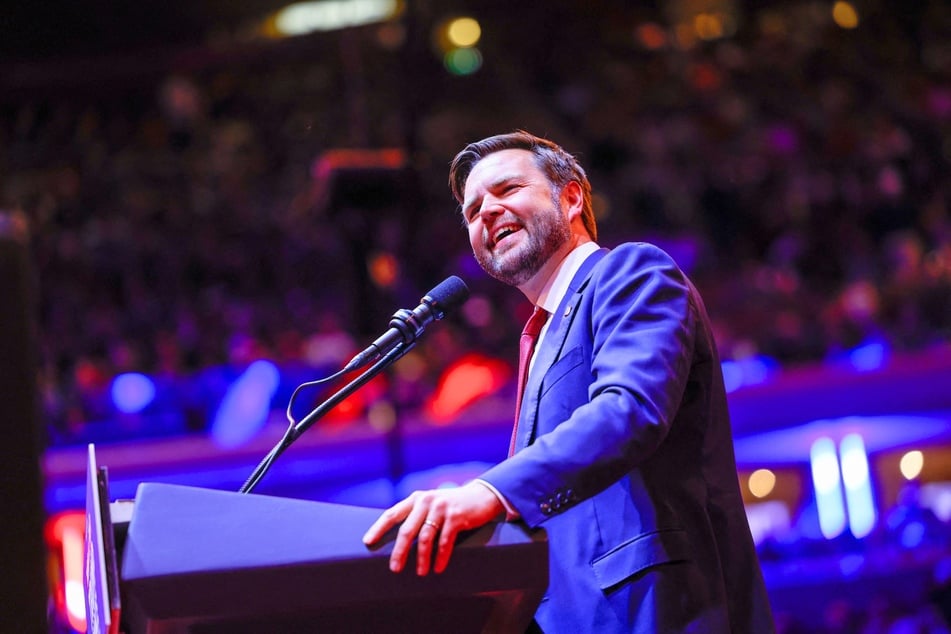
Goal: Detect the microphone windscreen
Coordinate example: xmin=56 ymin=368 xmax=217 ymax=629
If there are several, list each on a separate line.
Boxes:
xmin=424 ymin=276 xmax=470 ymax=317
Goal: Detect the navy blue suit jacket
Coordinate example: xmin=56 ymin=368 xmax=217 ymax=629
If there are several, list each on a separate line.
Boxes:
xmin=481 ymin=243 xmax=774 ymax=633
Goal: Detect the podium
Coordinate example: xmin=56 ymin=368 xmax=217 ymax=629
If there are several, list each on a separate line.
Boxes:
xmin=112 ymin=482 xmax=547 ymax=633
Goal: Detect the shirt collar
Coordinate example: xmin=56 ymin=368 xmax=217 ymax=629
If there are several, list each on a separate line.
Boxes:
xmin=535 ymin=241 xmax=601 ymax=314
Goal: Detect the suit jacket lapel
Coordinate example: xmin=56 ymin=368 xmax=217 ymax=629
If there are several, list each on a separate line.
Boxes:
xmin=514 ymin=248 xmax=609 ymax=452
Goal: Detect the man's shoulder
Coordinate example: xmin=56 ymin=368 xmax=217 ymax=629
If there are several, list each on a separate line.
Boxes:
xmin=596 ymin=241 xmax=681 ymax=274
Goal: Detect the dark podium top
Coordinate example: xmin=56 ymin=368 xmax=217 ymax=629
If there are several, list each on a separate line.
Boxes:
xmin=119 ymin=483 xmax=548 ymax=633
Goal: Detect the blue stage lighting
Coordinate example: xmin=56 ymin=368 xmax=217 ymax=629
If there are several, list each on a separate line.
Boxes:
xmin=721 ymin=360 xmax=743 ymax=393
xmin=111 ymin=373 xmax=156 ymax=414
xmin=211 ymin=360 xmax=281 ymax=449
xmin=840 ymin=433 xmax=877 ymax=538
xmin=811 ymin=437 xmax=847 ymax=539
xmin=848 ymin=340 xmax=888 ymax=372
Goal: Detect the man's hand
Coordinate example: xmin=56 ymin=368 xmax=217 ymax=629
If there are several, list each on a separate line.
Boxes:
xmin=362 ymin=481 xmax=505 ymax=576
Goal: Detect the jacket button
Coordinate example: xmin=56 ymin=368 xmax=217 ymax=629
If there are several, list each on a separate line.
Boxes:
xmin=540 ymin=502 xmax=551 ymax=514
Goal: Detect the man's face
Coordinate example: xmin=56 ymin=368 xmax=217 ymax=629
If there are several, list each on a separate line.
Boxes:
xmin=461 ymin=149 xmax=571 ymax=287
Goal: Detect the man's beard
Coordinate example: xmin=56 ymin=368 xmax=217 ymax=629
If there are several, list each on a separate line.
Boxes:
xmin=475 ymin=202 xmax=571 ymax=287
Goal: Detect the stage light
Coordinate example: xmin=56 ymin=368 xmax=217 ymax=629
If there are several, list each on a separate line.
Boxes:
xmin=273 ymin=0 xmax=399 ymax=36
xmin=210 ymin=360 xmax=281 ymax=448
xmin=848 ymin=340 xmax=888 ymax=371
xmin=434 ymin=15 xmax=483 ymax=75
xmin=433 ymin=15 xmax=481 ymax=52
xmin=721 ymin=360 xmax=743 ymax=393
xmin=427 ymin=353 xmax=509 ymax=423
xmin=720 ymin=355 xmax=777 ymax=393
xmin=110 ymin=372 xmax=156 ymax=414
xmin=748 ymin=468 xmax=776 ymax=498
xmin=899 ymin=450 xmax=924 ymax=480
xmin=840 ymin=433 xmax=876 ymax=538
xmin=832 ymin=2 xmax=859 ymax=29
xmin=444 ymin=47 xmax=482 ymax=76
xmin=64 ymin=522 xmax=86 ymax=629
xmin=46 ymin=511 xmax=87 ymax=632
xmin=446 ymin=17 xmax=481 ymax=48
xmin=811 ymin=437 xmax=847 ymax=539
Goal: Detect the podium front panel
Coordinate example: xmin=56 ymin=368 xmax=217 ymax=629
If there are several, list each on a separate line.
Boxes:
xmin=120 ymin=483 xmax=547 ymax=633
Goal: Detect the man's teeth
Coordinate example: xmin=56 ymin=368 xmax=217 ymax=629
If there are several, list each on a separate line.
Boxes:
xmin=495 ymin=226 xmax=518 ymax=242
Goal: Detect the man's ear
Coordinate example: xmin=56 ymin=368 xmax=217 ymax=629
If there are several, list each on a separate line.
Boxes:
xmin=561 ymin=180 xmax=585 ymax=222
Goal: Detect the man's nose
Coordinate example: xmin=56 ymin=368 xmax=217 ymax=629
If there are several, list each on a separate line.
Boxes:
xmin=479 ymin=198 xmax=505 ymax=219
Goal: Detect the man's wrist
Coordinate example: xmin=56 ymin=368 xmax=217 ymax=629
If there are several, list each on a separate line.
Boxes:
xmin=471 ymin=479 xmax=521 ymax=521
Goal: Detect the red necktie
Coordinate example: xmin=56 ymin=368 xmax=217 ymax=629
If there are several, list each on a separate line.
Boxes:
xmin=510 ymin=306 xmax=549 ymax=456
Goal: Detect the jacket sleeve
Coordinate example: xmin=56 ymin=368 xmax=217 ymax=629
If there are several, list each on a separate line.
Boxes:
xmin=479 ymin=243 xmax=698 ymax=528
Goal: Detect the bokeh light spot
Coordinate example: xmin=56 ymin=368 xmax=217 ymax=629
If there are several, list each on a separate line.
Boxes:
xmin=748 ymin=469 xmax=777 ymax=498
xmin=444 ymin=48 xmax=482 ymax=75
xmin=900 ymin=450 xmax=924 ymax=480
xmin=832 ymin=2 xmax=859 ymax=29
xmin=446 ymin=17 xmax=481 ymax=48
xmin=111 ymin=373 xmax=156 ymax=414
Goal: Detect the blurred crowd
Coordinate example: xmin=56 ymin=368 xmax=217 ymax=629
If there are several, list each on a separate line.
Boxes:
xmin=0 ymin=1 xmax=949 ymax=442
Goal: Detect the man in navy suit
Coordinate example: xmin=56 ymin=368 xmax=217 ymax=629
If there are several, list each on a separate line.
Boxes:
xmin=363 ymin=131 xmax=775 ymax=633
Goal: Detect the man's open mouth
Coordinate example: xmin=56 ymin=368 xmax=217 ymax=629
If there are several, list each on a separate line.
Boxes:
xmin=493 ymin=224 xmax=520 ymax=246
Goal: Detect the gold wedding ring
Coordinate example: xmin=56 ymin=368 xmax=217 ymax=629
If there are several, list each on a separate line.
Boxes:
xmin=423 ymin=519 xmax=440 ymax=530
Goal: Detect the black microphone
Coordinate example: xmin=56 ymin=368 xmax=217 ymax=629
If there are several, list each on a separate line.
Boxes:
xmin=343 ymin=276 xmax=470 ymax=372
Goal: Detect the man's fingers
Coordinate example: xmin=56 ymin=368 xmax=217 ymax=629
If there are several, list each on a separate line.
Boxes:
xmin=415 ymin=520 xmax=441 ymax=576
xmin=389 ymin=498 xmax=433 ymax=573
xmin=362 ymin=500 xmax=410 ymax=545
xmin=433 ymin=521 xmax=458 ymax=574
xmin=363 ymin=487 xmax=497 ymax=576
xmin=361 ymin=514 xmax=395 ymax=545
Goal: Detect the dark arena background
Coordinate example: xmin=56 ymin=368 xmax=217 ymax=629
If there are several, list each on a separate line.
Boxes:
xmin=1 ymin=1 xmax=950 ymax=632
